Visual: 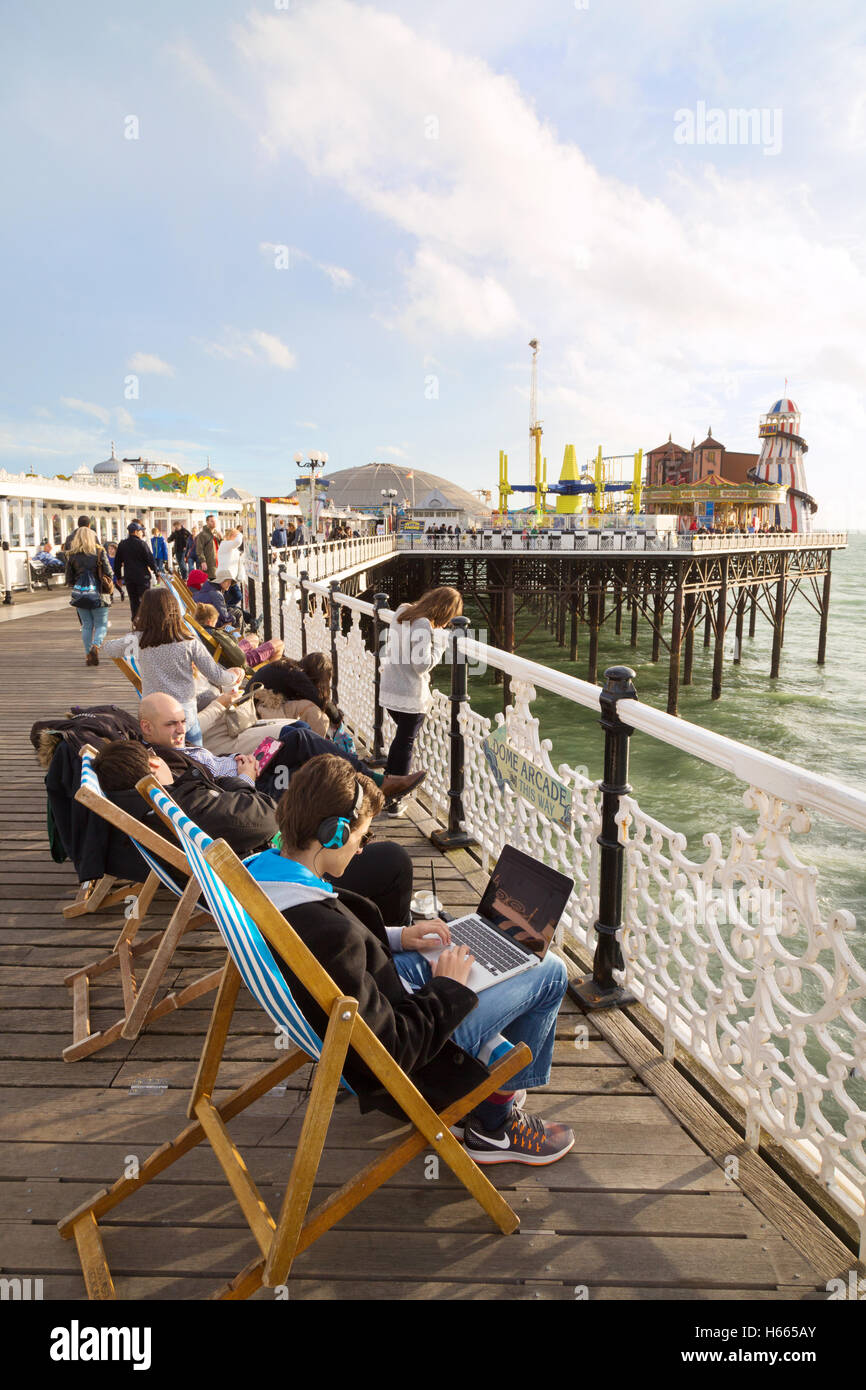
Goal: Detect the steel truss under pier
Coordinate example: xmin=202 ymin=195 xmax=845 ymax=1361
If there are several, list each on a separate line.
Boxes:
xmin=389 ymin=544 xmax=841 ymax=715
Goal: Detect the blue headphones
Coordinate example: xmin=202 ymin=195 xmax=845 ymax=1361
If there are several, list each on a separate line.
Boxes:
xmin=316 ymin=780 xmax=365 ymax=850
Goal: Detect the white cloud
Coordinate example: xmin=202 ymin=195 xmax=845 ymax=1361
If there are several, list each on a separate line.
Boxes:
xmin=295 ymin=420 xmax=318 ymax=429
xmin=60 ymin=397 xmax=110 ymax=425
xmin=128 ymin=352 xmax=174 ymax=376
xmin=231 ymin=1 xmax=866 ymax=524
xmin=199 ymin=328 xmax=297 ymax=370
xmin=115 ymin=407 xmax=135 ymax=432
xmin=378 ymin=444 xmax=410 ymax=458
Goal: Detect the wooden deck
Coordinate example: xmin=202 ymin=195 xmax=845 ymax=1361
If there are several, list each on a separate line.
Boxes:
xmin=0 ymin=602 xmax=841 ymax=1300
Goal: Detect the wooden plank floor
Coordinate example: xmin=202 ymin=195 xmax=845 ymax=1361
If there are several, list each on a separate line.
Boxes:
xmin=0 ymin=603 xmax=829 ymax=1300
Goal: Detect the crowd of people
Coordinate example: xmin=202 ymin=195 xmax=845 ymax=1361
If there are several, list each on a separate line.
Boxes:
xmin=41 ymin=564 xmax=575 ymax=1166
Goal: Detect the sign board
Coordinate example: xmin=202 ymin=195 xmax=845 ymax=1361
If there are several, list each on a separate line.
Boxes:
xmin=241 ymin=499 xmax=262 ymax=579
xmin=482 ymin=724 xmax=573 ymax=831
xmin=399 ymin=519 xmax=424 ymax=532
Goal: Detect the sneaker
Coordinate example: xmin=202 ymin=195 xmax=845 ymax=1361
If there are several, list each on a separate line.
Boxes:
xmin=450 ymin=1091 xmax=526 ymax=1141
xmin=463 ymin=1108 xmax=574 ymax=1166
xmin=384 ymin=797 xmax=408 ymax=817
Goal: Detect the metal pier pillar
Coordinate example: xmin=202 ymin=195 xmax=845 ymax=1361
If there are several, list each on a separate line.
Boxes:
xmin=817 ymin=565 xmax=832 ymax=666
xmin=667 ymin=562 xmax=684 ymax=715
xmin=711 ymin=556 xmax=729 ymax=700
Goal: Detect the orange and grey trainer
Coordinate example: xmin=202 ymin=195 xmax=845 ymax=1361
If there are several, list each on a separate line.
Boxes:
xmin=464 ymin=1108 xmax=574 ymax=1166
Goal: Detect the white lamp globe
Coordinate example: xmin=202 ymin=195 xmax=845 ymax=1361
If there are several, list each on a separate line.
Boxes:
xmin=294 ymin=452 xmax=302 ymax=464
xmin=321 ymin=452 xmax=328 ymax=465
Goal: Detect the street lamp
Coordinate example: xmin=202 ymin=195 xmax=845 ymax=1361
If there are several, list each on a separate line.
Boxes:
xmin=294 ymin=449 xmax=329 ymax=536
xmin=381 ymin=487 xmax=397 ymax=533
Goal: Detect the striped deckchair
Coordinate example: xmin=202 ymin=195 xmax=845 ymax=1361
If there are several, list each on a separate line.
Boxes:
xmin=59 ymin=778 xmax=529 ymax=1300
xmin=63 ymin=748 xmax=221 ymax=1061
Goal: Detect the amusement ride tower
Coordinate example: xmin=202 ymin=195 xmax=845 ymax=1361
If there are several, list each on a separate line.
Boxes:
xmin=749 ymin=397 xmax=816 ymax=532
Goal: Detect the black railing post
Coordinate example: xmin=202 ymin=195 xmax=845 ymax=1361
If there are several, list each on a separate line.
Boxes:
xmin=299 ymin=570 xmax=309 ymax=658
xmin=369 ymin=591 xmax=389 ymax=765
xmin=329 ymin=580 xmax=340 ymax=704
xmin=572 ymin=665 xmax=638 ymax=1010
xmin=431 ymin=616 xmax=475 ymax=850
xmin=2 ymin=541 xmax=13 ymax=605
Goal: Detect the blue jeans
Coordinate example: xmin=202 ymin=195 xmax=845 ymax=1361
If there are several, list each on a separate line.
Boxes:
xmin=182 ymin=700 xmax=203 ymax=746
xmin=393 ymin=949 xmax=567 ymax=1091
xmin=79 ymin=604 xmax=109 ymax=652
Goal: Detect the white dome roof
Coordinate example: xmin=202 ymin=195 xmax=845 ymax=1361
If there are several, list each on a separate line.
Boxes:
xmin=93 ymin=441 xmax=136 ymax=475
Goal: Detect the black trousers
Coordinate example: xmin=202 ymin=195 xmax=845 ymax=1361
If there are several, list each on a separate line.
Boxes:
xmin=384 ymin=710 xmax=426 ymax=777
xmin=328 ymin=840 xmax=413 ymax=927
xmin=126 ymin=580 xmax=150 ymax=621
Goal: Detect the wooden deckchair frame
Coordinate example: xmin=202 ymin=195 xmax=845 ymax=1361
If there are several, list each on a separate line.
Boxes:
xmin=110 ymin=655 xmax=142 ymax=695
xmin=62 ymin=750 xmax=221 ymax=1061
xmin=59 ymin=785 xmax=529 ymax=1300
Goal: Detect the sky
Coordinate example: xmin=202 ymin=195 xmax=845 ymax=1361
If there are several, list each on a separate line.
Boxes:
xmin=1 ymin=0 xmax=864 ymax=525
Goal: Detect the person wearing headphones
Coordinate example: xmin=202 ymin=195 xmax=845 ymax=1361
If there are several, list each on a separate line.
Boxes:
xmin=246 ymin=754 xmax=574 ymax=1165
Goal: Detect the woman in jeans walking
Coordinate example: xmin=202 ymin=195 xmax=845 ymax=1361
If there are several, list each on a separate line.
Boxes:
xmin=65 ymin=526 xmax=117 ymax=666
xmin=379 ymin=586 xmax=462 ymax=811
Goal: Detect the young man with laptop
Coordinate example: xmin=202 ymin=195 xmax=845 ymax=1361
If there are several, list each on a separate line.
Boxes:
xmin=246 ymin=755 xmax=575 ymax=1166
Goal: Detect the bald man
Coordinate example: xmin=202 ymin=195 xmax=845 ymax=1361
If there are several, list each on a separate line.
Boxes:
xmin=138 ymin=691 xmax=425 ymax=803
xmin=139 ymin=692 xmax=295 ymax=779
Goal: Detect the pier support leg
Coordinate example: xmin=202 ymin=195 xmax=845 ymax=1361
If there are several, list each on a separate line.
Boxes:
xmin=588 ymin=577 xmax=602 ymax=685
xmin=817 ymin=567 xmax=832 ymax=666
xmin=712 ymin=556 xmax=729 ymax=701
xmin=667 ymin=565 xmax=685 ymax=715
xmin=683 ymin=592 xmax=696 ymax=687
xmin=770 ymin=572 xmax=787 ymax=679
xmin=651 ymin=571 xmax=663 ymax=663
xmin=749 ymin=587 xmax=757 ymax=638
xmin=502 ymin=571 xmax=514 ymax=711
xmin=703 ymin=594 xmax=712 ymax=648
xmin=733 ymin=589 xmax=746 ymax=664
xmin=630 ymin=585 xmax=639 ymax=648
xmin=569 ymin=592 xmax=579 ymax=663
xmin=614 ymin=579 xmax=623 ymax=636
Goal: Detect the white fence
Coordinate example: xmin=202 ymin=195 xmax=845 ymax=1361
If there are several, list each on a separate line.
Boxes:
xmin=396 ymin=530 xmax=848 ymax=555
xmin=274 ymin=571 xmax=866 ymax=1251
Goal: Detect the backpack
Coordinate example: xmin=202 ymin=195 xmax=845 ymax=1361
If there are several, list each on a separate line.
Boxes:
xmin=69 ymin=564 xmax=102 ymax=610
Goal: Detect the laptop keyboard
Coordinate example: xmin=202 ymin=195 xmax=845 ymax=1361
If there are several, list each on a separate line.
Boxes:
xmin=449 ymin=915 xmax=530 ymax=976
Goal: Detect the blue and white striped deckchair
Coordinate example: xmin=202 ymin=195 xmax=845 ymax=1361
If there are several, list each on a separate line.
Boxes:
xmin=65 ymin=749 xmax=220 ymax=1060
xmin=59 ymin=779 xmax=531 ymax=1301
xmin=144 ymin=779 xmax=332 ymax=1067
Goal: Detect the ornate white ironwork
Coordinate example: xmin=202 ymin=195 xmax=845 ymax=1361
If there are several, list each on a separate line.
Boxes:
xmin=461 ymin=679 xmax=602 ymax=948
xmin=618 ymin=787 xmax=866 ymax=1243
xmin=334 ymin=606 xmax=376 ymax=748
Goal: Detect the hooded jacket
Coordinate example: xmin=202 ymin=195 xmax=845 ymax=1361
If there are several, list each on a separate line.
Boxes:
xmin=245 ymin=849 xmax=488 ymax=1117
xmin=114 ymin=534 xmax=158 ymax=588
xmin=44 ymin=738 xmax=146 ymax=883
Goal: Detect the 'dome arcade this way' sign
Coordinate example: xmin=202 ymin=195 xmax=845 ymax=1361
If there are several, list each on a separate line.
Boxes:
xmin=482 ymin=723 xmax=573 ymax=832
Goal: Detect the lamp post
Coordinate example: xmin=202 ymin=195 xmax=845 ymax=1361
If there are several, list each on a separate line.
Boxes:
xmin=294 ymin=450 xmax=329 ymax=537
xmin=381 ymin=487 xmax=397 ymax=533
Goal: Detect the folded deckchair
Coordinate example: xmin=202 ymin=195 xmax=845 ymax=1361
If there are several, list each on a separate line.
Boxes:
xmin=59 ymin=777 xmax=529 ymax=1299
xmin=63 ymin=749 xmax=221 ymax=1061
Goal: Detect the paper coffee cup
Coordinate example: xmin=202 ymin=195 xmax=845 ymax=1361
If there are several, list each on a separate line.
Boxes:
xmin=416 ymin=891 xmax=436 ymax=916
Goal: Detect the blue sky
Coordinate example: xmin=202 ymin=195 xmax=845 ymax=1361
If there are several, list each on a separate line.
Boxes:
xmin=1 ymin=0 xmax=864 ymax=524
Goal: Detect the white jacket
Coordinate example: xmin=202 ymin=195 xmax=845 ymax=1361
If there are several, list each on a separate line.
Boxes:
xmin=378 ymin=607 xmax=449 ymax=715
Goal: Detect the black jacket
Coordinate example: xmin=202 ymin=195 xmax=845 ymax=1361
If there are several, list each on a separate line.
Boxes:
xmin=65 ymin=548 xmax=115 ymax=595
xmin=114 ymin=536 xmax=157 ymax=588
xmin=170 ymin=527 xmax=191 ymax=560
xmin=44 ymin=739 xmax=146 ymax=883
xmin=271 ymin=887 xmax=487 ymax=1118
xmin=110 ymin=749 xmax=278 ymax=859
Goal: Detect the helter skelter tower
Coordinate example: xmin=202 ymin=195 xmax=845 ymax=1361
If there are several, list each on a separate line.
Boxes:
xmin=750 ymin=396 xmax=817 ymax=532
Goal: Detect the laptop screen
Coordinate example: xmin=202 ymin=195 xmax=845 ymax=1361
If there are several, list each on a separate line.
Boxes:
xmin=478 ymin=845 xmax=574 ymax=959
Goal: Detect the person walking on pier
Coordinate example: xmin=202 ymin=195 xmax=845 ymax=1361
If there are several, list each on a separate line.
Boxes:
xmin=114 ymin=519 xmax=158 ymax=621
xmin=65 ymin=525 xmax=117 ymax=665
xmin=379 ymin=586 xmax=462 ymax=811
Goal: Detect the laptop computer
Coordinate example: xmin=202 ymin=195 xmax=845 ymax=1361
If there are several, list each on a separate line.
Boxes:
xmin=420 ymin=845 xmax=574 ymax=993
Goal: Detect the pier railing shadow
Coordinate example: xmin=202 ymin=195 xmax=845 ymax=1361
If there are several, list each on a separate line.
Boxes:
xmin=255 ymin=565 xmax=866 ymax=1257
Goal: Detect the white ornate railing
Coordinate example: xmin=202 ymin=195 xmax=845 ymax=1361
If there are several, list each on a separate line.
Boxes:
xmin=272 ymin=534 xmax=395 ymax=583
xmin=396 ymin=530 xmax=848 ymax=555
xmin=273 ymin=570 xmax=866 ymax=1251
